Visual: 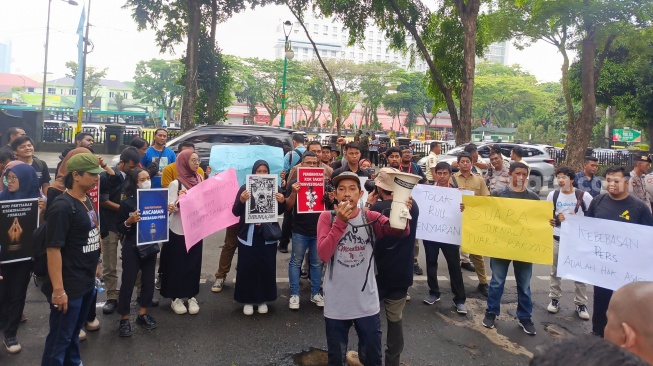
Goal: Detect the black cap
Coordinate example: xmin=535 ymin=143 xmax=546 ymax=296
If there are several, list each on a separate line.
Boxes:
xmin=634 ymin=154 xmax=651 ymax=163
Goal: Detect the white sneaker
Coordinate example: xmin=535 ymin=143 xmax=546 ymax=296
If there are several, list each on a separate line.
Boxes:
xmin=86 ymin=317 xmax=100 ymax=331
xmin=79 ymin=329 xmax=87 ymax=341
xmin=257 ymin=303 xmax=268 ymax=314
xmin=243 ymin=304 xmax=254 ymax=315
xmin=289 ymin=295 xmax=300 ymax=310
xmin=171 ymin=298 xmax=188 ymax=315
xmin=576 ymin=304 xmax=590 ymax=320
xmin=188 ymin=297 xmax=200 ymax=315
xmin=547 ymin=299 xmax=560 ymax=314
xmin=311 ymin=294 xmax=324 ymax=307
xmin=211 ymin=278 xmax=225 ymax=293
xmin=3 ymin=337 xmax=21 ymax=354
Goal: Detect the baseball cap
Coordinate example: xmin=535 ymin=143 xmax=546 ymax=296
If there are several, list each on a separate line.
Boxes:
xmin=66 ymin=153 xmax=105 ymax=174
xmin=375 ymin=167 xmax=399 ymax=192
xmin=332 ymin=171 xmax=361 ymax=190
xmin=634 ymin=154 xmax=651 ymax=163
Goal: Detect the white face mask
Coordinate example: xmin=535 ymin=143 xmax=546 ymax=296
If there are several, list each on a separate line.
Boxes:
xmin=138 ymin=180 xmax=151 ymax=190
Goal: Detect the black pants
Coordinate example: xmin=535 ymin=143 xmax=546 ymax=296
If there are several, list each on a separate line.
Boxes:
xmin=423 ymin=240 xmax=466 ymax=304
xmin=369 ymin=151 xmax=379 ymax=166
xmin=117 ymin=241 xmax=157 ymax=315
xmin=279 ymin=210 xmax=293 ymax=249
xmin=0 ymin=261 xmax=32 ymax=338
xmin=592 ymin=286 xmax=613 ymax=337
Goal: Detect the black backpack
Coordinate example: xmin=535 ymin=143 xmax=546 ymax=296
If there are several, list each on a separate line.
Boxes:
xmin=287 ymin=148 xmax=303 ymax=169
xmin=32 ymin=194 xmax=77 ymax=277
xmin=552 ymin=189 xmax=587 ymax=226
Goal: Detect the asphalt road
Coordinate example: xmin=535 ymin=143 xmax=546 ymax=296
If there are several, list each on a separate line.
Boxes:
xmin=4 ymin=153 xmax=593 ymax=365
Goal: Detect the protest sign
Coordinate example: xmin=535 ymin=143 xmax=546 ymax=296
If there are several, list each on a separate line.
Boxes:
xmin=209 ymin=145 xmax=284 ymax=185
xmin=88 ymin=181 xmax=99 ymax=227
xmin=359 ymin=177 xmax=369 ymax=208
xmin=246 ymin=174 xmax=278 ymax=223
xmin=179 ymin=169 xmax=240 ymax=250
xmin=461 ymin=196 xmax=553 ymax=265
xmin=413 ymin=185 xmax=473 ymax=245
xmin=296 ymin=167 xmax=326 ymax=213
xmin=558 ymin=215 xmax=653 ymax=291
xmin=137 ymin=189 xmax=169 ymax=246
xmin=0 ymin=199 xmax=39 ymax=263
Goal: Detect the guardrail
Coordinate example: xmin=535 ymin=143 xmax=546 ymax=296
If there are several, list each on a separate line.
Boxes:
xmin=42 ymin=126 xmax=183 ymax=145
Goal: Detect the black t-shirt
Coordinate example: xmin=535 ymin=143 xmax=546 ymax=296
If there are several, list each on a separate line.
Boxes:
xmin=99 ymin=170 xmax=126 ymax=235
xmin=492 ymin=187 xmax=540 ymax=200
xmin=586 ymin=194 xmax=653 ymax=226
xmin=285 ymin=179 xmax=321 ymax=237
xmin=44 ymin=193 xmax=100 ymax=299
xmin=32 ymin=157 xmax=51 ymax=189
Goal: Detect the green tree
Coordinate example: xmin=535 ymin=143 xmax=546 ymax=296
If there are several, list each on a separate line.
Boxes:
xmin=65 ymin=61 xmax=107 ymax=106
xmin=133 ymin=59 xmax=185 ymax=123
xmin=192 ymin=32 xmax=232 ymax=124
xmin=358 ymin=62 xmax=401 ymax=128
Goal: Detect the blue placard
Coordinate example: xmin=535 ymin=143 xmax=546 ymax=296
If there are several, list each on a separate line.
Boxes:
xmin=137 ymin=188 xmax=169 ymax=245
xmin=209 ymin=145 xmax=284 ymax=186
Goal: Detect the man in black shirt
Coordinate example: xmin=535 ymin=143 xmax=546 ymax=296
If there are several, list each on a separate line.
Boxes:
xmin=332 ymin=142 xmax=369 ymax=178
xmin=42 ymin=153 xmax=103 ymax=366
xmin=585 ymin=166 xmax=653 ymax=337
xmin=0 ymin=127 xmax=25 ymax=156
xmin=11 ymin=136 xmax=50 ymax=194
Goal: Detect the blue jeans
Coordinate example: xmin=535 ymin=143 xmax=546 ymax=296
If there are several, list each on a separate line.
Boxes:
xmin=289 ymin=232 xmax=323 ymax=296
xmin=486 ymin=258 xmax=533 ymax=320
xmin=325 ymin=314 xmax=382 ymax=366
xmin=42 ymin=288 xmax=96 ymax=366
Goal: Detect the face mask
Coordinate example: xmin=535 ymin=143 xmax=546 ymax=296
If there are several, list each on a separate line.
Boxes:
xmin=138 ymin=180 xmax=151 ymax=190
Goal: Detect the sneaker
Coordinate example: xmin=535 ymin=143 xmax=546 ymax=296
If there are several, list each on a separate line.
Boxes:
xmin=300 ymin=270 xmax=309 ymax=279
xmin=547 ymin=299 xmax=560 ymax=314
xmin=171 ymin=298 xmax=188 ymax=315
xmin=278 ymin=246 xmax=288 ymax=253
xmin=211 ymin=278 xmax=225 ymax=293
xmin=519 ymin=319 xmax=537 ymax=335
xmin=136 ymin=314 xmax=158 ymax=330
xmin=118 ymin=319 xmax=132 ymax=337
xmin=454 ymin=302 xmax=468 ymax=315
xmin=346 ymin=351 xmax=363 ymax=366
xmin=3 ymin=337 xmax=21 ymax=354
xmin=461 ymin=262 xmax=476 ymax=272
xmin=482 ymin=312 xmax=496 ymax=329
xmin=257 ymin=303 xmax=268 ymax=314
xmin=155 ymin=274 xmax=161 ymax=290
xmin=79 ymin=329 xmax=87 ymax=341
xmin=188 ymin=297 xmax=200 ymax=315
xmin=478 ymin=283 xmax=489 ymax=297
xmin=289 ymin=295 xmax=300 ymax=310
xmin=311 ymin=294 xmax=324 ymax=307
xmin=102 ymin=299 xmax=117 ymax=314
xmin=406 ymin=292 xmax=411 ymax=301
xmin=20 ymin=313 xmax=27 ymax=322
xmin=576 ymin=304 xmax=590 ymax=320
xmin=413 ymin=263 xmax=424 ymax=275
xmin=243 ymin=304 xmax=254 ymax=315
xmin=86 ymin=317 xmax=100 ymax=331
xmin=423 ymin=294 xmax=440 ymax=305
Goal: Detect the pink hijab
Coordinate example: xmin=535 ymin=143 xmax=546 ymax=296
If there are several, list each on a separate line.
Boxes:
xmin=176 ymin=149 xmax=202 ymax=189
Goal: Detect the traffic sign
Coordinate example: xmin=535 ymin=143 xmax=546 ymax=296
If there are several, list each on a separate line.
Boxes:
xmin=612 ymin=128 xmax=642 ymax=143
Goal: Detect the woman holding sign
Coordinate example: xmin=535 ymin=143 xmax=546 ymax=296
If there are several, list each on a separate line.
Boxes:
xmin=0 ymin=163 xmax=43 ymax=354
xmin=232 ymin=160 xmax=285 ymax=316
xmin=115 ymin=168 xmax=158 ymax=337
xmin=161 ymin=149 xmax=203 ymax=315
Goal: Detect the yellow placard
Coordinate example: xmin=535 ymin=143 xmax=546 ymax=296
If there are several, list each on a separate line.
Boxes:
xmin=461 ymin=196 xmax=553 ymax=265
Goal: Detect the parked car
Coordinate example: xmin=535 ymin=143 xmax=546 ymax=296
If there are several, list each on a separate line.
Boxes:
xmin=43 ymin=120 xmax=70 ymax=142
xmin=418 ymin=142 xmax=555 ymax=192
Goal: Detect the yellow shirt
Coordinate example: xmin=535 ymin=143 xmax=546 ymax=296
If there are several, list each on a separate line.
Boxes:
xmin=162 ymin=162 xmax=205 ymax=188
xmin=450 ymin=172 xmax=490 ymax=196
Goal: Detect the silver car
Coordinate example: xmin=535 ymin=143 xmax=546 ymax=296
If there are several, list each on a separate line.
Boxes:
xmin=418 ymin=142 xmax=555 ymax=192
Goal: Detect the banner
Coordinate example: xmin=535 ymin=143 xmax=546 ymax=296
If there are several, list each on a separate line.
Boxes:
xmin=178 ymin=169 xmax=240 ymax=250
xmin=413 ymin=185 xmax=473 ymax=245
xmin=558 ymin=215 xmax=653 ymax=291
xmin=0 ymin=199 xmax=39 ymax=263
xmin=137 ymin=189 xmax=169 ymax=246
xmin=461 ymin=196 xmax=553 ymax=265
xmin=245 ymin=174 xmax=278 ymax=223
xmin=209 ymin=145 xmax=284 ymax=186
xmin=297 ymin=167 xmax=326 ymax=213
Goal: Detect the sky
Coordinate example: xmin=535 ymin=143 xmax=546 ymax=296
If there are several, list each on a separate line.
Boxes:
xmin=0 ymin=0 xmax=570 ymax=84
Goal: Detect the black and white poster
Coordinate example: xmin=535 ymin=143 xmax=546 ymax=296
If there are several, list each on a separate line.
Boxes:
xmin=245 ymin=174 xmax=278 ymax=223
xmin=0 ymin=198 xmax=39 ymax=264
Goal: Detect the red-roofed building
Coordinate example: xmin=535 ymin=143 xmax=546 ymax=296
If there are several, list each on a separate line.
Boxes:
xmin=0 ymin=73 xmax=41 ymax=93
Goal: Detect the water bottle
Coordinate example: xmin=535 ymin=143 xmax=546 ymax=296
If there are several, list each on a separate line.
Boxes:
xmin=95 ymin=277 xmax=105 ymax=293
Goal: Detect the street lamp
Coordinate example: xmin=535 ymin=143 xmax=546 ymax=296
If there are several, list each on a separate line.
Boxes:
xmin=40 ymin=0 xmax=78 ymax=141
xmin=280 ymin=20 xmax=294 ymax=128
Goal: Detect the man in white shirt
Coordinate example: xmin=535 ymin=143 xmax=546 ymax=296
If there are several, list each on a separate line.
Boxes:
xmin=369 ymin=134 xmax=380 ymax=167
xmin=425 ymin=141 xmax=441 ymax=184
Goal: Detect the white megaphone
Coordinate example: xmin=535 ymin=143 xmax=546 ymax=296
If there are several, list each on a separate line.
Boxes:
xmin=387 ymin=171 xmax=421 ymax=229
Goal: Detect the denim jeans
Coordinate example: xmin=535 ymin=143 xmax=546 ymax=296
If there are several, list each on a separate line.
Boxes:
xmin=486 ymin=258 xmax=533 ymax=320
xmin=41 ymin=288 xmax=96 ymax=366
xmin=289 ymin=232 xmax=323 ymax=296
xmin=325 ymin=314 xmax=382 ymax=366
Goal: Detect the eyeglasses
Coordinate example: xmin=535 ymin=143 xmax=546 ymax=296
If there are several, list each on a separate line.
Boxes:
xmin=5 ymin=175 xmax=18 ymax=182
xmin=189 ymin=159 xmax=201 ymax=164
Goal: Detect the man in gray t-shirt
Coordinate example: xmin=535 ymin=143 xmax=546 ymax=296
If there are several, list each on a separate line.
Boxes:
xmin=317 ymin=172 xmax=410 ymax=366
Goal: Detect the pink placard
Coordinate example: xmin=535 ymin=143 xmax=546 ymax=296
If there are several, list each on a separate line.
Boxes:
xmin=178 ymin=168 xmax=240 ymax=251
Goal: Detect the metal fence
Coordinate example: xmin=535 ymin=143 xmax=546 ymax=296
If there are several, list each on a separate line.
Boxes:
xmin=42 ymin=126 xmax=183 ymax=145
xmin=313 ymin=138 xmax=452 ymax=158
xmin=549 ymin=149 xmax=636 ymax=167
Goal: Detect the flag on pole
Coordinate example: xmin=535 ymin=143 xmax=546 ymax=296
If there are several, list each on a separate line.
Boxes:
xmin=74 ymin=7 xmax=85 ymax=134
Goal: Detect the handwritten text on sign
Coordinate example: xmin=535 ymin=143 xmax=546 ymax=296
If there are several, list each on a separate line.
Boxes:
xmin=179 ymin=168 xmax=240 ymax=251
xmin=558 ymin=215 xmax=652 ymax=291
xmin=461 ymin=196 xmax=553 ymax=265
xmin=209 ymin=145 xmax=284 ymax=186
xmin=413 ymin=185 xmax=473 ymax=245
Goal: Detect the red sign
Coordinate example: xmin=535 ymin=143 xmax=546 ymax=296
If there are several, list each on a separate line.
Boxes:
xmin=88 ymin=181 xmax=99 ymax=214
xmin=296 ymin=167 xmax=326 ymax=214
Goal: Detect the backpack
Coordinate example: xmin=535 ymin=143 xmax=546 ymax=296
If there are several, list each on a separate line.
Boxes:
xmin=32 ymin=194 xmax=77 ymax=277
xmin=552 ymin=189 xmax=586 ymax=226
xmin=287 ymin=148 xmax=303 ymax=169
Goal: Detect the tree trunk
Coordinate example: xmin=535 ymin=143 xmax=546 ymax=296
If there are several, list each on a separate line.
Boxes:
xmin=564 ymin=31 xmax=597 ymax=170
xmin=559 ymin=46 xmax=575 ymax=128
xmin=181 ymin=0 xmax=201 ymax=131
xmin=455 ymin=0 xmax=480 ymax=144
xmin=206 ymin=0 xmax=218 ymax=125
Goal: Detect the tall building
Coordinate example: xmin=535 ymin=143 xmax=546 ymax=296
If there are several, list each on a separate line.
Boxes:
xmin=480 ymin=41 xmax=509 ymax=65
xmin=274 ymin=16 xmax=428 ymax=72
xmin=0 ymin=40 xmax=12 ymax=74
